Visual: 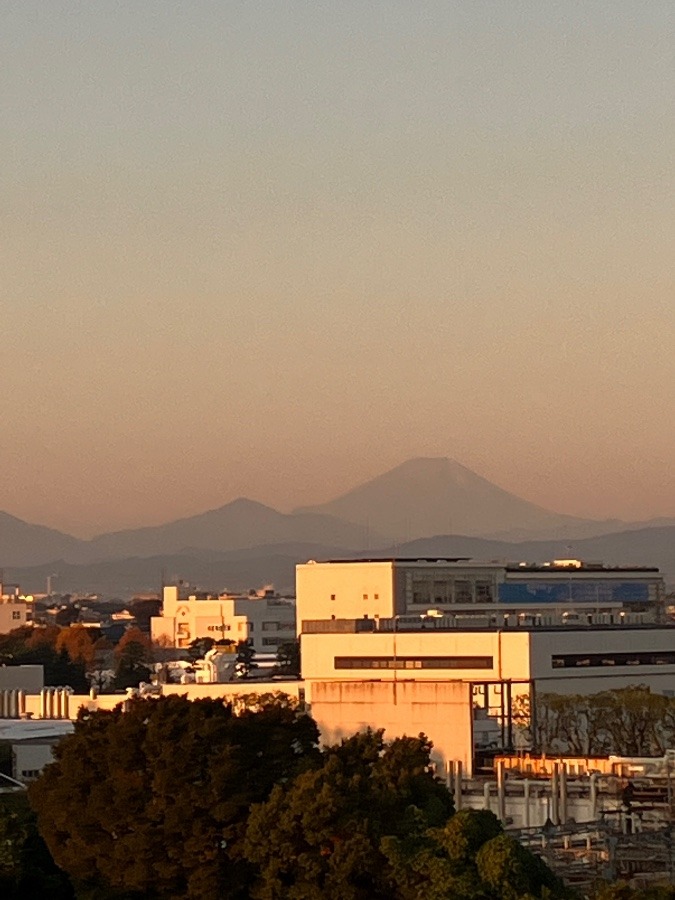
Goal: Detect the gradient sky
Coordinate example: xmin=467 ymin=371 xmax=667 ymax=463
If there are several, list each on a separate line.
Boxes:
xmin=1 ymin=1 xmax=673 ymax=537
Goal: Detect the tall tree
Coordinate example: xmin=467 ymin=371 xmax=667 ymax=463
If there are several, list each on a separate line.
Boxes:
xmin=56 ymin=625 xmax=96 ymax=669
xmin=243 ymin=730 xmax=454 ymax=900
xmin=29 ymin=694 xmax=319 ymax=899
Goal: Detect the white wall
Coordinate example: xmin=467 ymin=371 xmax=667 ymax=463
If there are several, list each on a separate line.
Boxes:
xmin=529 ymin=628 xmax=675 ymax=694
xmin=301 ymin=630 xmax=532 ymax=682
xmin=0 ymin=602 xmax=29 ymax=634
xmin=296 ymin=561 xmax=396 ymax=631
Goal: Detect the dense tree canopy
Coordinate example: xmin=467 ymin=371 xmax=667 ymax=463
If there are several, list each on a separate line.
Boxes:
xmin=0 ymin=792 xmax=73 ymax=899
xmin=29 ymin=694 xmax=320 ymax=899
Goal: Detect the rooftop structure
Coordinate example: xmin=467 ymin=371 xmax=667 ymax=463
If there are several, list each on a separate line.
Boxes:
xmin=296 ymin=558 xmax=665 ymax=632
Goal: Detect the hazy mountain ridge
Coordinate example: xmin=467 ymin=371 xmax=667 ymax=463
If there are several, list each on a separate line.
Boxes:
xmin=1 ymin=458 xmax=673 ymax=579
xmin=8 ymin=526 xmax=675 ymax=596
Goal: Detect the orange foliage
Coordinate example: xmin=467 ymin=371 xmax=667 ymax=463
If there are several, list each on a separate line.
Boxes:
xmin=55 ymin=625 xmax=96 ymax=668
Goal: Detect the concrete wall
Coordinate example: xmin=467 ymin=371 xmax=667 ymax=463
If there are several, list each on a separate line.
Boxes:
xmin=0 ymin=666 xmax=44 ymax=693
xmin=296 ymin=561 xmax=396 ymax=631
xmin=529 ymin=628 xmax=675 ymax=694
xmin=301 ymin=630 xmax=532 ymax=682
xmin=309 ymin=679 xmax=474 ymax=774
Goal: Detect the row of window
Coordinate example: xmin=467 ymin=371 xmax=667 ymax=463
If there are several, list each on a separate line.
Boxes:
xmin=334 ymin=655 xmax=494 ymax=670
xmin=552 ymin=652 xmax=675 ymax=669
xmin=205 ymin=622 xmax=293 ymax=633
xmin=408 ymin=579 xmax=494 ymax=605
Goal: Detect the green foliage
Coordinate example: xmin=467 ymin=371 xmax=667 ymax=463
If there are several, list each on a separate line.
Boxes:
xmin=0 ymin=792 xmax=73 ymax=899
xmin=437 ymin=808 xmax=503 ymax=867
xmin=113 ymin=629 xmax=153 ymax=689
xmin=243 ymin=729 xmax=454 ymax=899
xmin=28 ymin=694 xmax=319 ymax=900
xmin=187 ymin=636 xmax=215 ymax=661
xmin=476 ymin=831 xmax=564 ymax=900
xmin=275 ymin=639 xmax=300 ymax=677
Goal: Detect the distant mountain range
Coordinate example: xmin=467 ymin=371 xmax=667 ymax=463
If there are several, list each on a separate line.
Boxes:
xmin=8 ymin=526 xmax=675 ymax=596
xmin=1 ymin=457 xmax=673 ymax=592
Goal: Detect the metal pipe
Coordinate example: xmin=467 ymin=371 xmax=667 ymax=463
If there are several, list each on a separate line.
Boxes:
xmin=550 ymin=763 xmax=560 ymax=825
xmin=497 ymin=760 xmax=506 ymax=822
xmin=454 ymin=760 xmax=463 ymax=811
xmin=589 ymin=773 xmax=598 ymax=820
xmin=523 ymin=779 xmax=531 ymax=829
xmin=560 ymin=763 xmax=568 ymax=825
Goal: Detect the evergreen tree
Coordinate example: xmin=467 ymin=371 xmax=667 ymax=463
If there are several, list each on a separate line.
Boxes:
xmin=29 ymin=694 xmax=319 ymax=899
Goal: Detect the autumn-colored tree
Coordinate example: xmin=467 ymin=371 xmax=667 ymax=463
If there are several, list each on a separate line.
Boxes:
xmin=26 ymin=625 xmax=61 ymax=651
xmin=114 ymin=626 xmax=151 ymax=658
xmin=55 ymin=626 xmax=96 ymax=669
xmin=29 ymin=694 xmax=320 ymax=900
xmin=113 ymin=627 xmax=153 ymax=689
xmin=0 ymin=628 xmax=88 ymax=691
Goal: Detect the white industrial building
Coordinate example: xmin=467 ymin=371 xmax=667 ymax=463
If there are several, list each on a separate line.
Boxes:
xmin=301 ymin=621 xmax=675 ymax=695
xmin=151 ymin=585 xmax=296 ymax=654
xmin=296 ymin=557 xmax=673 ymax=777
xmin=296 ymin=558 xmax=665 ymax=630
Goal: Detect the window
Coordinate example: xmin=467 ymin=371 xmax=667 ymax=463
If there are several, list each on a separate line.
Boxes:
xmin=262 ymin=622 xmax=280 ymax=631
xmin=475 ymin=581 xmax=493 ymax=603
xmin=334 ymin=655 xmax=493 ymax=670
xmin=330 ymin=594 xmax=336 ymax=601
xmin=374 ymin=593 xmax=379 ymax=600
xmin=363 ymin=594 xmax=368 ymax=600
xmin=262 ymin=637 xmax=283 ymax=647
xmin=454 ymin=581 xmax=472 ymax=603
xmin=552 ymin=651 xmax=675 ymax=669
xmin=12 ymin=611 xmax=21 ymax=620
xmin=21 ymin=770 xmax=41 ymax=779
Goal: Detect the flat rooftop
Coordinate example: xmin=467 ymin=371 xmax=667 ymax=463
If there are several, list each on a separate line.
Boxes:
xmin=301 ymin=619 xmax=675 ymax=635
xmin=305 ymin=558 xmax=659 ymax=573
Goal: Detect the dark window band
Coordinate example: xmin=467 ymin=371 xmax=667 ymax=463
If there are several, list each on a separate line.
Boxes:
xmin=552 ymin=652 xmax=675 ymax=669
xmin=334 ymin=655 xmax=493 ymax=670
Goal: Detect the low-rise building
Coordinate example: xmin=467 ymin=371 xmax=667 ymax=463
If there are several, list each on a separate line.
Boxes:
xmin=0 ymin=582 xmax=33 ymax=634
xmin=151 ymin=585 xmax=296 ymax=654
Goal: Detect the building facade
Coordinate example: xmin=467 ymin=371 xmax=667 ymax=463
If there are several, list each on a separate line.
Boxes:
xmin=296 ymin=558 xmax=665 ymax=631
xmin=0 ymin=582 xmax=32 ymax=634
xmin=151 ymin=585 xmax=296 ymax=654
